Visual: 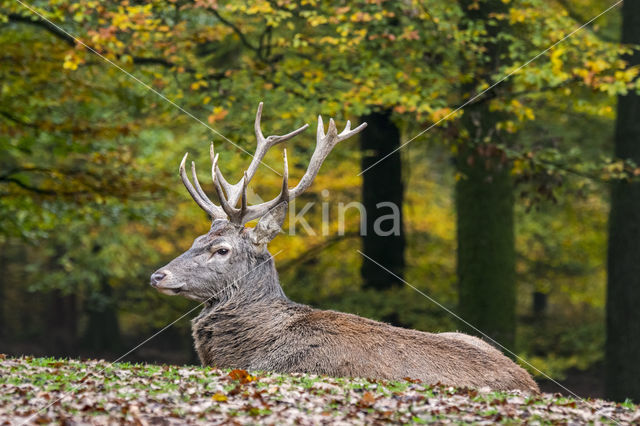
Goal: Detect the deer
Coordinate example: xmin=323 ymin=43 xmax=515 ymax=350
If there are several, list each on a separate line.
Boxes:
xmin=150 ymin=103 xmax=539 ymax=394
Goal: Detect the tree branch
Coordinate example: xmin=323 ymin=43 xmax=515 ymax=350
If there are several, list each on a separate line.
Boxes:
xmin=0 ymin=176 xmax=81 ymax=196
xmin=0 ymin=110 xmax=33 ymax=127
xmin=7 ymin=13 xmax=75 ymax=46
xmin=207 ymin=8 xmax=260 ymax=54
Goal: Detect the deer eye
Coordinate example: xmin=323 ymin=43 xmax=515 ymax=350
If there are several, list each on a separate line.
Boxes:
xmin=215 ymin=248 xmax=229 ymax=256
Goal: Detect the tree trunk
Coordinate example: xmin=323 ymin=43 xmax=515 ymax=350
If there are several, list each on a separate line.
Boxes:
xmin=48 ymin=290 xmax=77 ymax=356
xmin=532 ymin=291 xmax=548 ymax=318
xmin=456 ymin=138 xmax=516 ymax=348
xmin=0 ymin=242 xmax=5 ymax=338
xmin=82 ymin=278 xmax=122 ymax=355
xmin=606 ymin=0 xmax=640 ymax=402
xmin=456 ymin=0 xmax=516 ymax=349
xmin=360 ymin=110 xmax=406 ymax=291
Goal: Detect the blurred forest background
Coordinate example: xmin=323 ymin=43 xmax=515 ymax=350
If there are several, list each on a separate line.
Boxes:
xmin=1 ymin=0 xmax=639 ymax=402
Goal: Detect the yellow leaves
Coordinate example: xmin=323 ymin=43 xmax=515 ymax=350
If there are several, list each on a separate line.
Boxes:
xmin=190 ymin=80 xmax=209 ymax=91
xmin=585 ymin=58 xmax=609 ymax=73
xmin=62 ymin=52 xmax=82 ymax=71
xmin=522 ymin=107 xmax=535 ymax=121
xmin=429 ymin=107 xmax=455 ymax=123
xmin=318 ymin=36 xmax=339 ymax=45
xmin=233 ymin=0 xmax=273 ymax=15
xmin=338 ymin=26 xmax=350 ymax=37
xmin=73 ymin=11 xmax=85 ymax=23
xmin=496 ymin=120 xmax=518 ymax=133
xmin=308 ymin=15 xmax=328 ymax=27
xmin=572 ymin=99 xmax=615 ymax=118
xmin=509 ymin=8 xmax=526 ymax=23
xmin=212 ymin=393 xmax=227 ymax=402
xmin=511 ymin=158 xmax=525 ymax=176
xmin=302 ymin=69 xmax=325 ymax=83
xmin=600 ymin=105 xmax=614 ymax=117
xmin=109 ymin=3 xmax=157 ymax=32
xmin=614 ymin=67 xmax=639 ymax=83
xmin=508 ymin=7 xmax=539 ymax=24
xmin=489 ymin=12 xmax=507 ymax=21
xmin=572 ymin=59 xmax=633 ymax=92
xmin=203 ymin=96 xmax=211 ymax=105
xmin=120 ymin=54 xmax=133 ymax=65
xmin=550 ymin=47 xmax=565 ymax=75
xmin=510 ymin=99 xmax=535 ymax=122
xmin=352 ymin=29 xmax=368 ymax=41
xmin=208 ymin=106 xmax=228 ymax=124
xmin=111 ymin=12 xmax=129 ymax=31
xmin=573 ymin=67 xmax=594 ymax=86
xmin=350 ymin=12 xmax=373 ymax=23
xmin=292 ymin=34 xmax=308 ymax=48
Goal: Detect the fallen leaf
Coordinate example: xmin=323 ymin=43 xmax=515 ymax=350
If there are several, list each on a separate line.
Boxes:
xmin=212 ymin=393 xmax=227 ymax=402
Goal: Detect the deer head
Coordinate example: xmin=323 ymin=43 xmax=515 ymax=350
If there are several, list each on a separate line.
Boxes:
xmin=150 ymin=103 xmax=367 ymax=303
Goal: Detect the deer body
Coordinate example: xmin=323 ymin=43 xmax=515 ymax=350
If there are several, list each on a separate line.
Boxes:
xmin=192 ymin=288 xmax=538 ymax=393
xmin=151 ymin=103 xmax=539 ymax=394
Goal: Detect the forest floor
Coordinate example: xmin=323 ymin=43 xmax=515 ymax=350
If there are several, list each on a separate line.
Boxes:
xmin=1 ymin=356 xmax=638 ymax=425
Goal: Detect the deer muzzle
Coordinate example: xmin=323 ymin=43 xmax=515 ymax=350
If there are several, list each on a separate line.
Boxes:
xmin=150 ymin=269 xmax=184 ymax=294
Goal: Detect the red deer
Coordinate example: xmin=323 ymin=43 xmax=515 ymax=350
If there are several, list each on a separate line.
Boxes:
xmin=150 ymin=103 xmax=539 ymax=393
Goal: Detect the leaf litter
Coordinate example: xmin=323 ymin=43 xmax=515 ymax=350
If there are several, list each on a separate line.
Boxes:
xmin=0 ymin=356 xmax=638 ymax=425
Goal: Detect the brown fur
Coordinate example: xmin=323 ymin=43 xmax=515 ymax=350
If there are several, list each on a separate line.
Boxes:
xmin=191 ymin=298 xmax=539 ymax=393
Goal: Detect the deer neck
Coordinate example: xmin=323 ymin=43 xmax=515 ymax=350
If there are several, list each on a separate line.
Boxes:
xmin=204 ymin=251 xmax=288 ymax=313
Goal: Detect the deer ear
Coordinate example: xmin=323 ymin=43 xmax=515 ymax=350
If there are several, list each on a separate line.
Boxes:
xmin=249 ymin=202 xmax=287 ymax=245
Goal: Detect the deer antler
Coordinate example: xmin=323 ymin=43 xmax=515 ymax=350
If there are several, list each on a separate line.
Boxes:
xmin=179 ymin=102 xmax=367 ymax=225
xmin=179 ymin=152 xmax=226 ymax=220
xmin=214 ymin=102 xmax=308 ymax=208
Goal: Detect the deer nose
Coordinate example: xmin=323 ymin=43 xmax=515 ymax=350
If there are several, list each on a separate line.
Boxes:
xmin=150 ymin=271 xmax=167 ymax=287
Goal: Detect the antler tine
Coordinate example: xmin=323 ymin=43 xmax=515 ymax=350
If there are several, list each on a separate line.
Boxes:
xmin=282 ymin=148 xmax=289 ymax=196
xmin=179 ymin=153 xmax=226 ymax=220
xmin=338 ymin=120 xmax=368 ymax=143
xmin=241 ymin=171 xmax=248 ymax=215
xmin=212 ymin=159 xmax=242 ymax=223
xmin=240 ymin=148 xmax=290 ymax=224
xmin=254 ymin=101 xmax=266 ymax=143
xmin=210 ymin=143 xmax=234 ymax=200
xmin=191 ymin=161 xmax=214 ymax=208
xmin=317 ymin=115 xmax=325 ymax=140
xmin=288 ymin=116 xmax=367 ymax=200
xmin=225 ymin=102 xmax=308 ymax=208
